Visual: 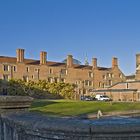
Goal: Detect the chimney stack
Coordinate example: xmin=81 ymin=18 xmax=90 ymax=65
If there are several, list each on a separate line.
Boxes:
xmin=92 ymin=58 xmax=97 ymax=69
xmin=112 ymin=57 xmax=118 ymax=68
xmin=67 ymin=55 xmax=73 ymax=68
xmin=136 ymin=54 xmax=140 ymax=68
xmin=16 ymin=49 xmax=25 ymax=63
xmin=40 ymin=51 xmax=47 ymax=65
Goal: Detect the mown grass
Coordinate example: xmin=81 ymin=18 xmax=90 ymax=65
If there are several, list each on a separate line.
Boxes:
xmin=30 ymin=99 xmax=140 ymax=117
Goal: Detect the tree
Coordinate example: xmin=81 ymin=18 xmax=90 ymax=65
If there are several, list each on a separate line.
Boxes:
xmin=6 ymin=79 xmax=76 ymax=99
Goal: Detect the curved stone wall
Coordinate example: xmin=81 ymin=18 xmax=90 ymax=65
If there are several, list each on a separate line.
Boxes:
xmin=1 ymin=112 xmax=140 ymax=140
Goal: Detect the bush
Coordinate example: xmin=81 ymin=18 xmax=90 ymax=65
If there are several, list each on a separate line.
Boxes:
xmin=6 ymin=79 xmax=76 ymax=99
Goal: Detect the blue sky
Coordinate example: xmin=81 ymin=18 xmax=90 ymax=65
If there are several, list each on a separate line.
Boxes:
xmin=0 ymin=0 xmax=140 ymax=75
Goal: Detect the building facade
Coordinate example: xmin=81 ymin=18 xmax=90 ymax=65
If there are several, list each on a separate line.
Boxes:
xmin=90 ymin=54 xmax=140 ymax=101
xmin=0 ymin=48 xmax=126 ymax=96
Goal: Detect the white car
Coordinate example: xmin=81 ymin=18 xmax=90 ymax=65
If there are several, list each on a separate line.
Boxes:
xmin=95 ymin=94 xmax=110 ymax=101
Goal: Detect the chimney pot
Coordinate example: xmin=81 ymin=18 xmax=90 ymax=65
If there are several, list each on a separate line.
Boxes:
xmin=16 ymin=49 xmax=25 ymax=63
xmin=112 ymin=57 xmax=118 ymax=68
xmin=92 ymin=58 xmax=97 ymax=69
xmin=40 ymin=51 xmax=47 ymax=65
xmin=67 ymin=55 xmax=73 ymax=68
xmin=136 ymin=54 xmax=140 ymax=68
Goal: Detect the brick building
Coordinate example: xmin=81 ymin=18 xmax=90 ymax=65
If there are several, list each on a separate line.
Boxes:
xmin=90 ymin=54 xmax=140 ymax=101
xmin=0 ymin=48 xmax=126 ymax=96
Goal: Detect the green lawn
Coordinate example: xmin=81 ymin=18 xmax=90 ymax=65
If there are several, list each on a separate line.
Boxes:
xmin=30 ymin=99 xmax=140 ymax=117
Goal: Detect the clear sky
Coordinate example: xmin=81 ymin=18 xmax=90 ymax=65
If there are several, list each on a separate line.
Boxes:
xmin=0 ymin=0 xmax=140 ymax=75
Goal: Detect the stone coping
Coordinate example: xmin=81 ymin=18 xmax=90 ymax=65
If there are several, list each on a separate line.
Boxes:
xmin=1 ymin=112 xmax=140 ymax=134
xmin=0 ymin=96 xmax=33 ymax=109
xmin=1 ymin=112 xmax=140 ymax=139
xmin=85 ymin=110 xmax=140 ymax=119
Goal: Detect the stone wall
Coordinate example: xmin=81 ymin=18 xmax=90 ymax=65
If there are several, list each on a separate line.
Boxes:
xmin=1 ymin=112 xmax=140 ymax=140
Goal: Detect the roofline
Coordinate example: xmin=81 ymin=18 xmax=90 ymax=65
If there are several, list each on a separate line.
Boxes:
xmin=108 ymin=80 xmax=140 ymax=88
xmin=89 ymin=89 xmax=137 ymax=92
xmin=0 ymin=56 xmax=113 ymax=69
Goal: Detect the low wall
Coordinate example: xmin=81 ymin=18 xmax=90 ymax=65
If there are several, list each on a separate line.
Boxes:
xmin=1 ymin=112 xmax=140 ymax=140
xmin=0 ymin=96 xmax=140 ymax=140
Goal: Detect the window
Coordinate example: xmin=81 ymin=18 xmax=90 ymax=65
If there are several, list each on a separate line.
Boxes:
xmin=3 ymin=74 xmax=9 ymax=81
xmin=106 ymin=73 xmax=114 ymax=78
xmin=89 ymin=81 xmax=92 ymax=86
xmin=126 ymin=83 xmax=129 ymax=89
xmin=103 ymin=75 xmax=106 ymax=80
xmin=3 ymin=65 xmax=9 ymax=71
xmin=111 ymin=74 xmax=114 ymax=78
xmin=54 ymin=77 xmax=58 ymax=83
xmin=26 ymin=67 xmax=29 ymax=72
xmin=99 ymin=82 xmax=102 ymax=87
xmin=49 ymin=68 xmax=53 ymax=74
xmin=108 ymin=73 xmax=111 ymax=78
xmin=106 ymin=73 xmax=112 ymax=78
xmin=13 ymin=66 xmax=17 ymax=72
xmin=85 ymin=80 xmax=88 ymax=86
xmin=88 ymin=72 xmax=93 ymax=78
xmin=61 ymin=69 xmax=67 ymax=75
xmin=78 ymin=81 xmax=81 ymax=84
xmin=84 ymin=80 xmax=92 ymax=86
xmin=61 ymin=78 xmax=65 ymax=83
xmin=48 ymin=77 xmax=51 ymax=82
xmin=109 ymin=80 xmax=112 ymax=86
xmin=35 ymin=68 xmax=39 ymax=72
xmin=48 ymin=77 xmax=53 ymax=83
xmin=119 ymin=74 xmax=123 ymax=79
xmin=23 ymin=76 xmax=29 ymax=82
xmin=106 ymin=73 xmax=109 ymax=77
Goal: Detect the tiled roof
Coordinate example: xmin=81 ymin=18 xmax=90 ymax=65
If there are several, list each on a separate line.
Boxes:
xmin=0 ymin=56 xmax=36 ymax=64
xmin=0 ymin=56 xmax=66 ymax=67
xmin=0 ymin=56 xmax=111 ymax=70
xmin=74 ymin=65 xmax=111 ymax=70
xmin=47 ymin=62 xmax=66 ymax=67
xmin=74 ymin=65 xmax=92 ymax=69
xmin=126 ymin=74 xmax=135 ymax=79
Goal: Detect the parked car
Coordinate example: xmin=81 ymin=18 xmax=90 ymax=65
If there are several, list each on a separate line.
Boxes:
xmin=81 ymin=96 xmax=96 ymax=101
xmin=95 ymin=94 xmax=111 ymax=101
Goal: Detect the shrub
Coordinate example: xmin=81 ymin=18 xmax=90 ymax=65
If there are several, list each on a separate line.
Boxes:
xmin=6 ymin=79 xmax=76 ymax=99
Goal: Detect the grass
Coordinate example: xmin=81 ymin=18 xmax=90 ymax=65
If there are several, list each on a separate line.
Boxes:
xmin=30 ymin=99 xmax=140 ymax=117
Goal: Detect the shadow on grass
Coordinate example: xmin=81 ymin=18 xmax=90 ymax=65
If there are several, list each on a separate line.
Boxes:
xmin=30 ymin=100 xmax=106 ymax=117
xmin=31 ymin=100 xmax=60 ymax=109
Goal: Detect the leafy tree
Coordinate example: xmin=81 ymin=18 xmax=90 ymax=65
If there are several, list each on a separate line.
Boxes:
xmin=5 ymin=79 xmax=76 ymax=99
